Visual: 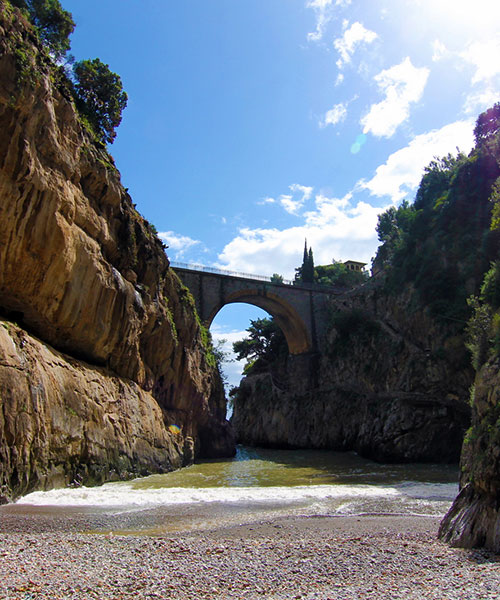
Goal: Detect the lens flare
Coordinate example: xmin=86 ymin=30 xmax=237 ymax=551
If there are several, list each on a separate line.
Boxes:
xmin=169 ymin=424 xmax=181 ymax=435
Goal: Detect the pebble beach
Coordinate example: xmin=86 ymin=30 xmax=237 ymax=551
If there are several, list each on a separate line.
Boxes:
xmin=1 ymin=513 xmax=499 ymax=599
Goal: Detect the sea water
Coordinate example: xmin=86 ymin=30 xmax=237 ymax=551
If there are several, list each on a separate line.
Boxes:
xmin=6 ymin=446 xmax=458 ymax=534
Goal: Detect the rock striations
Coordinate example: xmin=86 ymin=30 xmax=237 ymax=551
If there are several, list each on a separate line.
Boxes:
xmin=0 ymin=5 xmax=234 ymax=503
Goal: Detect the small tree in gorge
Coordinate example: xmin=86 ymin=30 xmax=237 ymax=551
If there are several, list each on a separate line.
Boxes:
xmin=233 ymin=318 xmax=287 ymax=374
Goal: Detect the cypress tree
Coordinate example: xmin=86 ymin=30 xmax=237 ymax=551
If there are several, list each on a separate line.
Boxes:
xmin=303 ymin=245 xmax=315 ymax=283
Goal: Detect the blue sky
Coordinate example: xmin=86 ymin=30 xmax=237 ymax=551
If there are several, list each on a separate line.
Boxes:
xmin=62 ymin=0 xmax=500 ymax=388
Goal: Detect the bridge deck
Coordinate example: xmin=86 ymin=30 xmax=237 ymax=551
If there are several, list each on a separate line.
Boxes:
xmin=170 ymin=261 xmax=347 ymax=295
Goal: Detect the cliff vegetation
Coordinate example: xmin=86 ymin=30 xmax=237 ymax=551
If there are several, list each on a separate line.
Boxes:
xmin=438 ymin=104 xmax=500 ymax=551
xmin=232 ymin=103 xmax=500 ymax=468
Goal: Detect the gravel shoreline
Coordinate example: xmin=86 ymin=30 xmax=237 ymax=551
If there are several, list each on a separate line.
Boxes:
xmin=0 ymin=513 xmax=499 ymax=599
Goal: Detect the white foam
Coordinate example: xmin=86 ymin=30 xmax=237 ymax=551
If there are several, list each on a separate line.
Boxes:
xmin=16 ymin=481 xmax=456 ymax=510
xmin=395 ymin=481 xmax=458 ymax=500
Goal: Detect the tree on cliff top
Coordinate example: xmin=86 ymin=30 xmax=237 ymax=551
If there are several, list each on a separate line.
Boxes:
xmin=11 ymin=0 xmax=75 ymax=60
xmin=295 ymin=240 xmax=315 ymax=284
xmin=474 ymin=102 xmax=500 ymax=146
xmin=73 ymin=58 xmax=128 ymax=144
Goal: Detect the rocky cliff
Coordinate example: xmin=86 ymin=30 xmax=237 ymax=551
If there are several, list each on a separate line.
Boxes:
xmin=0 ymin=5 xmax=234 ymax=503
xmin=439 ymin=356 xmax=500 ymax=551
xmin=438 ymin=256 xmax=500 ymax=551
xmin=231 ymin=281 xmax=471 ymax=462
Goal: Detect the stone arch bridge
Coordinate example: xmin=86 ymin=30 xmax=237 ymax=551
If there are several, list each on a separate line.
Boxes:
xmin=171 ymin=262 xmax=346 ymax=355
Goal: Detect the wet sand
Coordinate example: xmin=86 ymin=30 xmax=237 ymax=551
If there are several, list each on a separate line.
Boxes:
xmin=0 ymin=511 xmax=499 ymax=599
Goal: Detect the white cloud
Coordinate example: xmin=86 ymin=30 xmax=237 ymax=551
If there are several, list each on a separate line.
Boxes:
xmin=279 ymin=194 xmax=298 ymax=214
xmin=464 ymin=88 xmax=500 ymax=114
xmin=334 ymin=21 xmax=378 ymax=69
xmin=361 ymin=57 xmax=429 ymax=138
xmin=359 ymin=120 xmax=475 ymax=203
xmin=216 ymin=192 xmax=382 ymax=279
xmin=279 ymin=184 xmax=314 ymax=215
xmin=290 ymin=183 xmax=313 ymax=201
xmin=306 ymin=0 xmax=351 ymax=42
xmin=432 ymin=39 xmax=448 ymax=62
xmin=306 ymin=0 xmax=334 ymax=42
xmin=158 ymin=231 xmax=201 ymax=259
xmin=321 ymin=102 xmax=348 ymax=127
xmin=210 ymin=325 xmax=248 ymax=390
xmin=461 ymin=37 xmax=500 ymax=84
xmin=257 ymin=196 xmax=276 ymax=205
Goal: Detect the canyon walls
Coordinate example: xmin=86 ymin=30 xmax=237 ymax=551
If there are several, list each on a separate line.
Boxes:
xmin=0 ymin=5 xmax=234 ymax=502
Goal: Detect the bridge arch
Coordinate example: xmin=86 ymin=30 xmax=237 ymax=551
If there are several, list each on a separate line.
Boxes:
xmin=206 ymin=289 xmax=312 ymax=355
xmin=172 ymin=265 xmax=337 ymax=357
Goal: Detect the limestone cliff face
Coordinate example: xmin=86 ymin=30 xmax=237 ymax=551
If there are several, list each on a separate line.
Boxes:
xmin=0 ymin=6 xmax=234 ymax=502
xmin=232 ymin=281 xmax=471 ymax=462
xmin=439 ymin=357 xmax=500 ymax=551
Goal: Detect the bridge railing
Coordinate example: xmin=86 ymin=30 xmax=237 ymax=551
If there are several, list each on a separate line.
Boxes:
xmin=170 ymin=261 xmax=295 ymax=285
xmin=170 ymin=261 xmax=349 ymax=293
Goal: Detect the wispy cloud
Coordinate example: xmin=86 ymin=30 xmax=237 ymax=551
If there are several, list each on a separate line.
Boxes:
xmin=431 ymin=39 xmax=448 ymax=62
xmin=279 ymin=184 xmax=314 ymax=215
xmin=320 ymin=102 xmax=348 ymax=127
xmin=461 ymin=36 xmax=500 ymax=84
xmin=334 ymin=21 xmax=378 ymax=70
xmin=306 ymin=0 xmax=351 ymax=42
xmin=210 ymin=324 xmax=248 ymax=389
xmin=359 ymin=120 xmax=475 ymax=203
xmin=464 ymin=88 xmax=500 ymax=114
xmin=158 ymin=230 xmax=202 ymax=259
xmin=361 ymin=57 xmax=429 ymax=138
xmin=306 ymin=0 xmax=334 ymax=42
xmin=257 ymin=196 xmax=276 ymax=205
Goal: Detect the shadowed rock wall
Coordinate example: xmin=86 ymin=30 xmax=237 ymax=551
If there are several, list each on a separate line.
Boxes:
xmin=439 ymin=357 xmax=500 ymax=551
xmin=232 ymin=283 xmax=471 ymax=462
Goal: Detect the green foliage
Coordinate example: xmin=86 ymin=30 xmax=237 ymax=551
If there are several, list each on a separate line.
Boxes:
xmin=474 ymin=102 xmax=500 ymax=146
xmin=199 ymin=325 xmax=216 ymax=369
xmin=490 ymin=178 xmax=500 ymax=231
xmin=10 ymin=0 xmax=74 ymax=60
xmin=372 ymin=107 xmax=500 ymax=323
xmin=315 ymin=262 xmax=368 ymax=287
xmin=12 ymin=44 xmax=40 ymax=89
xmin=233 ymin=317 xmax=287 ymax=374
xmin=293 ymin=240 xmax=367 ymax=288
xmin=179 ymin=283 xmax=197 ymax=311
xmin=162 ymin=296 xmax=178 ymax=344
xmin=328 ymin=308 xmax=381 ymax=356
xmin=270 ymin=273 xmax=284 ymax=284
xmin=73 ymin=58 xmax=128 ymax=144
xmin=480 ymin=261 xmax=500 ymax=309
xmin=465 ymin=296 xmax=493 ymax=370
xmin=414 ymin=154 xmax=468 ymax=211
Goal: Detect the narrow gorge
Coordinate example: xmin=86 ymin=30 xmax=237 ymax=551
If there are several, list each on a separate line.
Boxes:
xmin=230 ymin=105 xmax=500 ymax=551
